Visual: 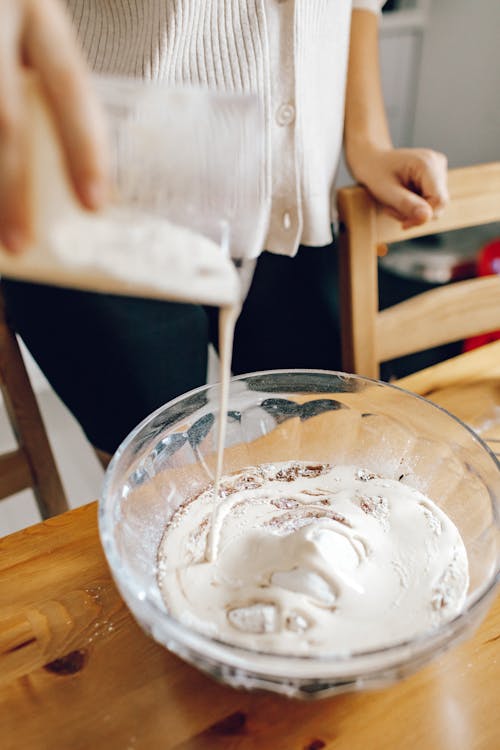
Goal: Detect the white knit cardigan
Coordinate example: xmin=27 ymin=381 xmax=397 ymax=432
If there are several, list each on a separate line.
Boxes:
xmin=66 ymin=1 xmax=383 ymax=255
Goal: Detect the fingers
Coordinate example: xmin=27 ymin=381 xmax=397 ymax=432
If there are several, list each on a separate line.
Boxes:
xmin=381 ymin=149 xmax=449 ymax=229
xmin=376 ymin=181 xmax=434 ymax=230
xmin=0 ymin=0 xmax=109 ymax=254
xmin=24 ymin=0 xmax=109 ymax=210
xmin=413 ymin=149 xmax=449 ymax=214
xmin=0 ymin=1 xmax=31 ymax=253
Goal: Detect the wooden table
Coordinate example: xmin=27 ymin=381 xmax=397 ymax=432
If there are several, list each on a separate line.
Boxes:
xmin=1 ymin=341 xmax=499 ymax=750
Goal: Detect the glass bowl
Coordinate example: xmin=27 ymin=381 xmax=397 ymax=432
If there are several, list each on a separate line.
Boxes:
xmin=99 ymin=371 xmax=500 ymax=699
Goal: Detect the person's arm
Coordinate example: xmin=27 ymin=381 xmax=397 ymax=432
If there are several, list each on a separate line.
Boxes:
xmin=0 ymin=0 xmax=109 ymax=254
xmin=344 ymin=9 xmax=449 ymax=229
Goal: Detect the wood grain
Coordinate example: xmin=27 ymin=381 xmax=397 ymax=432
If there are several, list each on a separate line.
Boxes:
xmin=0 ymin=344 xmax=499 ymax=750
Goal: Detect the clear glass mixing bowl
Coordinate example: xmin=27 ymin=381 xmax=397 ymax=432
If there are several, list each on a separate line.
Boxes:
xmin=99 ymin=371 xmax=500 ymax=698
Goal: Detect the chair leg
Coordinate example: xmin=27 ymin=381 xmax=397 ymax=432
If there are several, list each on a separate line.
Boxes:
xmin=0 ymin=290 xmax=68 ymax=519
xmin=94 ymin=448 xmax=112 ymax=470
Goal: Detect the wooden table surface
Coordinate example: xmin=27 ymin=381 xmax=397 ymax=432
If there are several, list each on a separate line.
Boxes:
xmin=1 ymin=341 xmax=499 ymax=750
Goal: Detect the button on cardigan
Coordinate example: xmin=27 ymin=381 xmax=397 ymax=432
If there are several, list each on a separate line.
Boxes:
xmin=66 ymin=0 xmax=383 ymax=255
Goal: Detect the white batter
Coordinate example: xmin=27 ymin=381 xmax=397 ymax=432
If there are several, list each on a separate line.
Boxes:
xmin=48 ymin=209 xmax=241 ymax=307
xmin=157 ymin=461 xmax=469 ymax=655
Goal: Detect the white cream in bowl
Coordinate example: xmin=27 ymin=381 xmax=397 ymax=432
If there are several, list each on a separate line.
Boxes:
xmin=157 ymin=461 xmax=469 ymax=655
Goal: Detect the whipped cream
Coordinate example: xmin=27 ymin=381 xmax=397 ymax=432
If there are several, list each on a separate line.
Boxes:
xmin=157 ymin=461 xmax=469 ymax=655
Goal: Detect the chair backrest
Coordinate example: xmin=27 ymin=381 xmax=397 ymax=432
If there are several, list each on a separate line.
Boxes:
xmin=337 ymin=162 xmax=500 ymax=379
xmin=0 ymin=286 xmax=68 ymax=519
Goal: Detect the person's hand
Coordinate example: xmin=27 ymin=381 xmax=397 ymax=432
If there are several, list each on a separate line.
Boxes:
xmin=0 ymin=0 xmax=109 ymax=254
xmin=347 ymin=145 xmax=449 ymax=230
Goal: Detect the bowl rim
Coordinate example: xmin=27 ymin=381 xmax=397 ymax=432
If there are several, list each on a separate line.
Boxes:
xmin=99 ymin=368 xmax=500 ymax=668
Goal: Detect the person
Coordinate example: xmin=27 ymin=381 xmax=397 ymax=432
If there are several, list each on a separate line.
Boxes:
xmin=0 ymin=0 xmax=448 ymax=460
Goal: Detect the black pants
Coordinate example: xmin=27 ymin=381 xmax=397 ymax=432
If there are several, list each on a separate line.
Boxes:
xmin=3 ymin=243 xmax=342 ymax=453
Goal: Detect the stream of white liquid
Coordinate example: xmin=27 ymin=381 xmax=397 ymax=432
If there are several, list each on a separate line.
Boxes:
xmin=205 ymin=304 xmax=239 ymax=562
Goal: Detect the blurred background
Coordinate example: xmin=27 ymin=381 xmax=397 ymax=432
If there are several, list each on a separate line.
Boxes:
xmin=344 ymin=0 xmax=500 ymax=176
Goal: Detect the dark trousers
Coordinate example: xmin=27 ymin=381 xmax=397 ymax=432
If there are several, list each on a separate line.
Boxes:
xmin=3 ymin=243 xmax=342 ymax=453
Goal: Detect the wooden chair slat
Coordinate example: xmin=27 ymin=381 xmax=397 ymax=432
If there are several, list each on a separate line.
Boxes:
xmin=337 ymin=162 xmax=500 ymax=378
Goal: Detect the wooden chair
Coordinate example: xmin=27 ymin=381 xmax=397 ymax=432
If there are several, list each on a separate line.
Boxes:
xmin=337 ymin=162 xmax=500 ymax=379
xmin=0 ymin=285 xmax=68 ymax=519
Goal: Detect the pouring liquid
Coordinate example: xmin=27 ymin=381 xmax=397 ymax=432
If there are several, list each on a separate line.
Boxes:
xmin=206 ymin=304 xmax=240 ymax=562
